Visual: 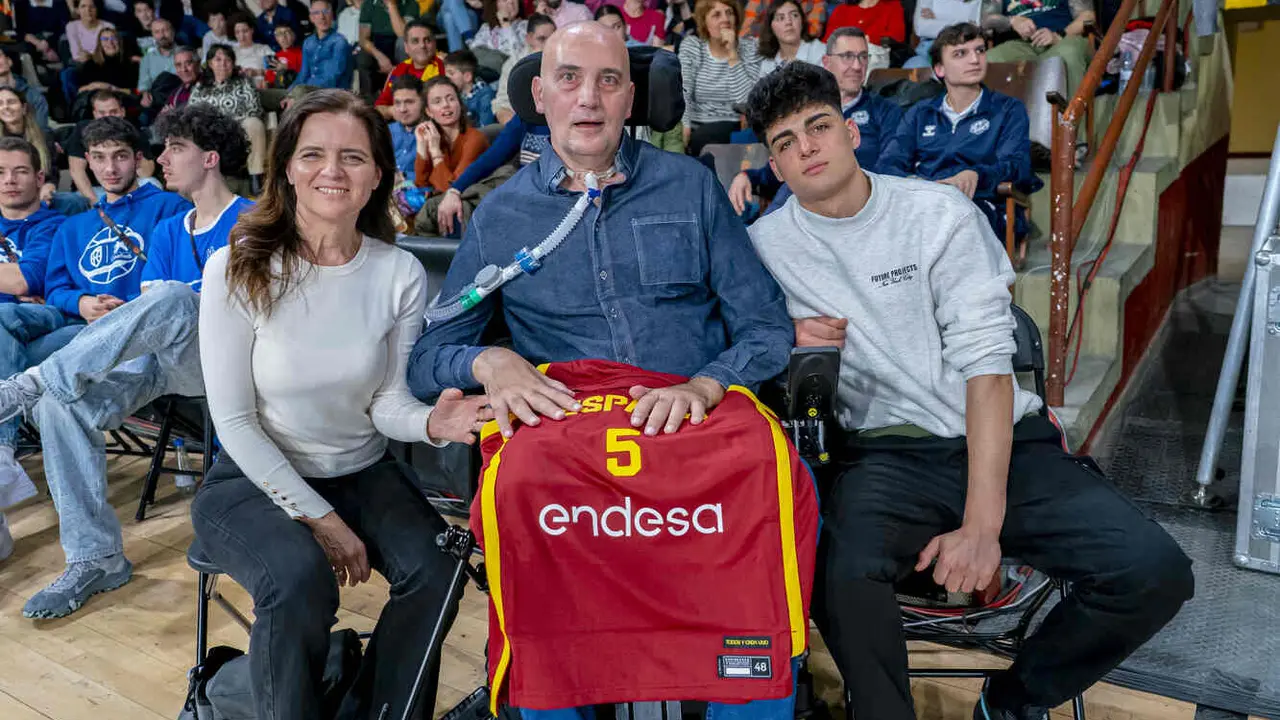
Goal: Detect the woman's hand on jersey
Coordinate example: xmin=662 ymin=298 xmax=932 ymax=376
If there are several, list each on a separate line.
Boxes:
xmin=427 ymin=388 xmax=495 ymax=444
xmin=628 ymin=377 xmax=725 ymax=435
xmin=300 ymin=511 xmax=370 ymax=588
xmin=473 ymin=347 xmax=581 ymax=438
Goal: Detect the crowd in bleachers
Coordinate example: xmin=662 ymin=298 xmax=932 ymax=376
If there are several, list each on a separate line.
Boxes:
xmin=0 ymin=2 xmax=1190 ymax=719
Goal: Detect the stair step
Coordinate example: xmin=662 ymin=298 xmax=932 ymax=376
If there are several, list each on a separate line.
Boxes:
xmin=1052 ymin=354 xmax=1121 ymax=450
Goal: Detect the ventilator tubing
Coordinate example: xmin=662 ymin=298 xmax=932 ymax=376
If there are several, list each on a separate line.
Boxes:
xmin=424 ymin=174 xmax=604 ymax=324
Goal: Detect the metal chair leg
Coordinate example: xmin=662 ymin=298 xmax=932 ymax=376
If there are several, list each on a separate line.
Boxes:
xmin=196 ymin=572 xmax=211 ymax=666
xmin=136 ymin=398 xmax=176 ymax=522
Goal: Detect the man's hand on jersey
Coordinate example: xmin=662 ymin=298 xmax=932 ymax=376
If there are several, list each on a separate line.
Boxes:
xmin=938 ymin=169 xmax=979 ymax=199
xmin=473 ymin=347 xmax=580 ymax=438
xmin=628 ymin=377 xmax=725 ymax=435
xmin=79 ymin=294 xmax=124 ymax=322
xmin=915 ymin=524 xmax=1002 ymax=594
xmin=795 ymin=316 xmax=847 ymax=347
xmin=427 ymin=388 xmax=495 ymax=444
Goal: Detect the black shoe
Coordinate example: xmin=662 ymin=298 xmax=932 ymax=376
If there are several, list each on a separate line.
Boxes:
xmin=973 ymin=689 xmax=1049 ymax=720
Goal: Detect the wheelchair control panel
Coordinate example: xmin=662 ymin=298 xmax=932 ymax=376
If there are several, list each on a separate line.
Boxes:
xmin=781 ymin=347 xmax=841 ymax=466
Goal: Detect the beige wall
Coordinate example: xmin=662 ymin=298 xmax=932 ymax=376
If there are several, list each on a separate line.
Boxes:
xmin=1226 ymin=10 xmax=1280 ymax=154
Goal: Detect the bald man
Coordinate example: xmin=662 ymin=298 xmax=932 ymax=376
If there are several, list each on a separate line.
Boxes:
xmin=409 ymin=24 xmax=800 ymax=720
xmin=410 ymin=23 xmax=791 ymax=443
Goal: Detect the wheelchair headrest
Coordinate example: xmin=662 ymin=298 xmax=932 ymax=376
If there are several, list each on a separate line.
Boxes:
xmin=508 ymin=45 xmax=685 ymax=132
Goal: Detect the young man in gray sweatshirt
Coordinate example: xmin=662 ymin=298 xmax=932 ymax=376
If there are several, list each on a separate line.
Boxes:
xmin=744 ymin=62 xmax=1194 ymax=720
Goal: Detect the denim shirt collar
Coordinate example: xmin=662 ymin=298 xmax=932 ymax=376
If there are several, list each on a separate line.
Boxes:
xmin=536 ymin=132 xmax=640 ymax=195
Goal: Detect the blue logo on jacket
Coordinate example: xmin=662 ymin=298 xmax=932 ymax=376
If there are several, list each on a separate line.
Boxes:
xmin=81 ymin=225 xmax=145 ymax=285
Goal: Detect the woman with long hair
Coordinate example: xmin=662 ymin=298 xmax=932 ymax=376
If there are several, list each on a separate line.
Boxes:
xmin=73 ymin=27 xmax=138 ymax=100
xmin=413 ymin=76 xmax=489 ymax=193
xmin=0 ymin=87 xmax=89 ymax=215
xmin=189 ymin=44 xmax=268 ymax=188
xmin=758 ymin=0 xmax=826 ymax=73
xmin=677 ymin=0 xmax=761 ymax=155
xmin=194 ymin=89 xmax=490 ymax=720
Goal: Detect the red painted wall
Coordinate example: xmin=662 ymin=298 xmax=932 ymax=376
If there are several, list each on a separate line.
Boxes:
xmin=1082 ymin=136 xmax=1230 ymax=452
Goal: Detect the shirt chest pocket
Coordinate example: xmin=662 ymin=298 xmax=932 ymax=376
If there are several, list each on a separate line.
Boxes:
xmin=631 ymin=213 xmax=705 ymax=287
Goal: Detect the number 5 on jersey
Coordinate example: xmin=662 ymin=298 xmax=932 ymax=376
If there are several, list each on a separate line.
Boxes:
xmin=606 ymin=428 xmax=642 ymax=477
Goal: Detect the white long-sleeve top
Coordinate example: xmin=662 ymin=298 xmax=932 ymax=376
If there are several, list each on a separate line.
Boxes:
xmin=199 ymin=238 xmax=443 ymax=519
xmin=748 ymin=172 xmax=1042 ymax=438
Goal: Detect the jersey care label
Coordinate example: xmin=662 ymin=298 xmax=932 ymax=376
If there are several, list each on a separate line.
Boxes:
xmin=717 ymin=655 xmax=772 ymax=680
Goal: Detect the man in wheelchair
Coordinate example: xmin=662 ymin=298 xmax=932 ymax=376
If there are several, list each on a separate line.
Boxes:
xmin=743 ymin=63 xmax=1195 ymax=720
xmin=408 ymin=20 xmax=812 ymax=720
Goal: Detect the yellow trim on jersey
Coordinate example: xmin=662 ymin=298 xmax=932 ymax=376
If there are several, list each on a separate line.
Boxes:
xmin=481 ymin=439 xmax=513 ymax=714
xmin=480 ymin=420 xmax=502 ymax=442
xmin=729 ymin=385 xmax=808 ymax=657
xmin=536 ymin=362 xmax=551 ymax=373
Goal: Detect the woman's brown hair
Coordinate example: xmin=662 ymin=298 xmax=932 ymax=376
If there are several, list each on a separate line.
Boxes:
xmin=694 ymin=0 xmax=744 ymax=40
xmin=758 ymin=0 xmax=812 ymax=59
xmin=225 ymin=89 xmax=398 ymax=317
xmin=481 ymin=0 xmax=522 ymax=29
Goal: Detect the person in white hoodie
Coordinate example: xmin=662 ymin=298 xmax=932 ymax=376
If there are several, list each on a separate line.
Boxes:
xmin=743 ymin=61 xmax=1193 ymax=720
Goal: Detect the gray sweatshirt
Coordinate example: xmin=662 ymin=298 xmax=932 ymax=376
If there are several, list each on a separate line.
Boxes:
xmin=748 ymin=172 xmax=1042 ymax=438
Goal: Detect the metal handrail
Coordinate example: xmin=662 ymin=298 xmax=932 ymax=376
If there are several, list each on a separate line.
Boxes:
xmin=1045 ymin=0 xmax=1179 ymax=405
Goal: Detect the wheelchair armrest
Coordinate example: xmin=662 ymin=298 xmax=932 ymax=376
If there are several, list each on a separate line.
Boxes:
xmin=779 ymin=347 xmax=841 ymax=465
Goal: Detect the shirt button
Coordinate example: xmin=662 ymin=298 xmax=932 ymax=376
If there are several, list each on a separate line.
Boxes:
xmin=609 ymin=308 xmax=618 ymax=319
xmin=599 ymin=271 xmax=607 ymax=281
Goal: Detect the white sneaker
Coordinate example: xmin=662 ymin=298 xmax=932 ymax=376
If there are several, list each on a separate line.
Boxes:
xmin=0 ymin=446 xmax=37 ymax=509
xmin=0 ymin=512 xmax=13 ymax=562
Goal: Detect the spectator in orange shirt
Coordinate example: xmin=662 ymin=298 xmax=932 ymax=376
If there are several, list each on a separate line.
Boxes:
xmin=823 ymin=0 xmax=905 ymax=46
xmin=374 ymin=20 xmax=445 ymax=118
xmin=741 ymin=0 xmax=825 ymax=39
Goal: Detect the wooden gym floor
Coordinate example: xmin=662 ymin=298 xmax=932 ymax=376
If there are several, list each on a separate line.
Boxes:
xmin=0 ymin=453 xmax=1246 ymax=720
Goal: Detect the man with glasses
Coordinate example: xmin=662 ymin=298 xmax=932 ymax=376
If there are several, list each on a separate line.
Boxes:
xmin=729 ymin=27 xmax=902 ymax=218
xmin=291 ymin=0 xmax=353 ymax=90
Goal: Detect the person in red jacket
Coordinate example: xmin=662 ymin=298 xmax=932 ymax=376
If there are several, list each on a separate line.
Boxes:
xmin=823 ymin=0 xmax=905 ymax=45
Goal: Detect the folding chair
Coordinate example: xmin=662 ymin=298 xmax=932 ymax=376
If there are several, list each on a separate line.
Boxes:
xmin=130 ymin=395 xmax=214 ymax=521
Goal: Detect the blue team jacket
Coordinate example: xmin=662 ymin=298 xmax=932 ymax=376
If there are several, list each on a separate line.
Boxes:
xmin=43 ymin=183 xmax=192 ymax=319
xmin=0 ymin=207 xmax=66 ymax=303
xmin=746 ymin=91 xmax=906 ymax=193
xmin=878 ymin=87 xmax=1042 ymax=200
xmin=142 ymin=196 xmax=255 ymax=291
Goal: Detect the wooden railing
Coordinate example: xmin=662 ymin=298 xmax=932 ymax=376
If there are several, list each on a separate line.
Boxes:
xmin=1045 ymin=0 xmax=1179 ymax=406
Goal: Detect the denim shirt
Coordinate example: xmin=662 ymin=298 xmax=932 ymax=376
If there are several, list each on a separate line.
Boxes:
xmin=292 ymin=30 xmax=351 ymax=89
xmin=408 ymin=134 xmax=793 ymax=401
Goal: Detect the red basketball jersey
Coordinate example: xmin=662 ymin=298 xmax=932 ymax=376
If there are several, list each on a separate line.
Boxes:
xmin=471 ymin=360 xmax=819 ymax=711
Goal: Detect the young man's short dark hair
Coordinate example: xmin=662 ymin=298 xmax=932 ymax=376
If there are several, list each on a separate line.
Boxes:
xmin=91 ymin=89 xmax=123 ymax=110
xmin=391 ymin=74 xmax=424 ymax=95
xmin=153 ymin=104 xmax=252 ymax=177
xmin=744 ymin=61 xmax=842 ymax=144
xmin=527 ymin=13 xmax=555 ymax=34
xmin=82 ymin=116 xmax=143 ymax=153
xmin=929 ymin=22 xmax=984 ymax=68
xmin=0 ymin=136 xmax=43 ymax=171
xmin=444 ymin=49 xmax=479 ymax=77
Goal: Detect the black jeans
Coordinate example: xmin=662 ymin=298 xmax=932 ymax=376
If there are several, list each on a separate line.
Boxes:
xmin=190 ymin=455 xmax=460 ymax=720
xmin=814 ymin=415 xmax=1194 ymax=718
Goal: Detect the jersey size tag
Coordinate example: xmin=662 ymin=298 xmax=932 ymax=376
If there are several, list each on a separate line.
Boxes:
xmin=718 ymin=655 xmax=772 ymax=680
xmin=723 ymin=636 xmax=772 ymax=650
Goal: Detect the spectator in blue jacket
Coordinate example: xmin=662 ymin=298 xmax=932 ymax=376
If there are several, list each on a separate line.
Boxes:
xmin=256 ymin=0 xmax=300 ymax=49
xmin=389 ymin=74 xmax=426 ymax=181
xmin=0 ymin=106 xmax=246 ymax=620
xmin=878 ymin=22 xmax=1042 ymax=246
xmin=444 ymin=49 xmax=497 ymax=128
xmin=0 ymin=136 xmax=66 ymax=551
xmin=728 ymin=27 xmax=904 ymax=219
xmin=292 ymin=0 xmax=354 ymax=90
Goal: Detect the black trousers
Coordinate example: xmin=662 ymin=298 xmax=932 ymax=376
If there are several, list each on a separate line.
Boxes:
xmin=190 ymin=455 xmax=460 ymax=720
xmin=813 ymin=415 xmax=1194 ymax=718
